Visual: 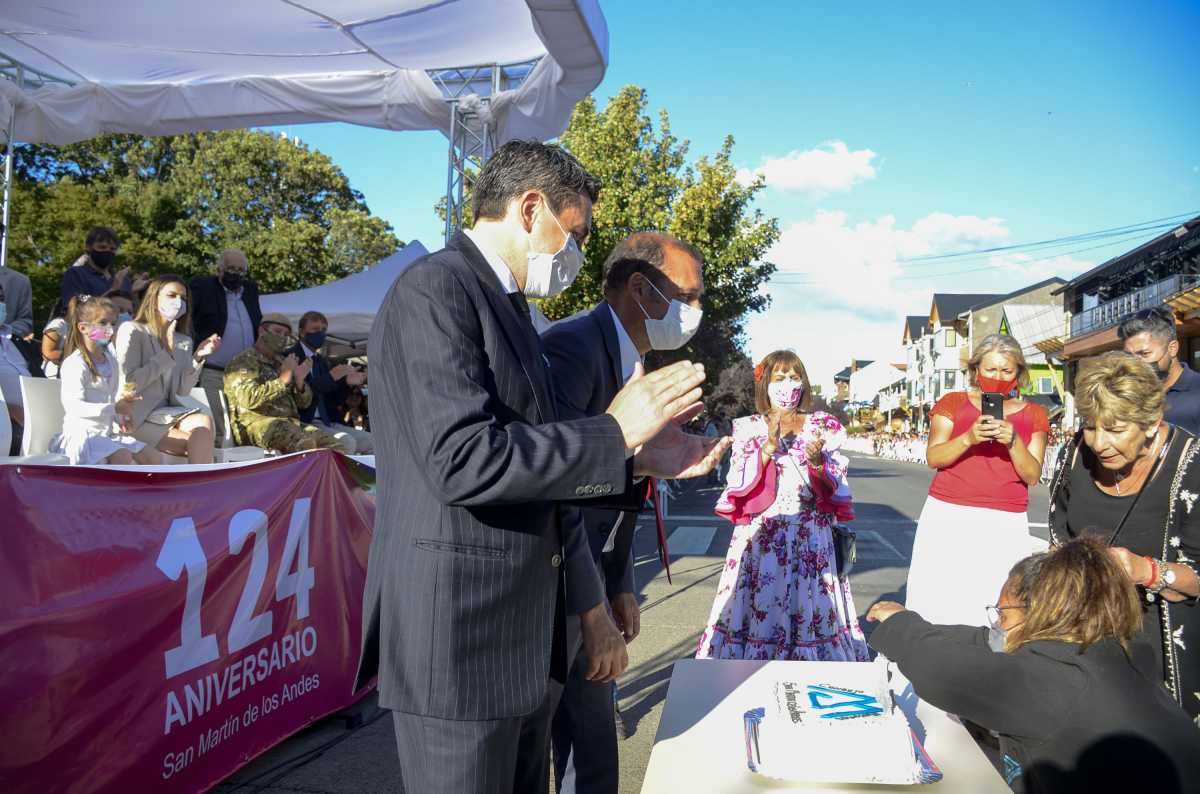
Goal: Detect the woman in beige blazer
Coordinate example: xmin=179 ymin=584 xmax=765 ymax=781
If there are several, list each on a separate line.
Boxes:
xmin=115 ymin=275 xmax=221 ymax=463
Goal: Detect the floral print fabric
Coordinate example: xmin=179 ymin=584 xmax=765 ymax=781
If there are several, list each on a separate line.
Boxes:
xmin=696 ymin=413 xmax=870 ymax=662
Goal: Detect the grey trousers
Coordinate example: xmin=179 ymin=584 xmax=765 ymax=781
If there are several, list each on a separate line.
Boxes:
xmin=391 ymin=680 xmax=561 ymax=794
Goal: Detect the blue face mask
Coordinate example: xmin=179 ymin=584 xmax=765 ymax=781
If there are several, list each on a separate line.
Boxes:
xmin=987 ymin=627 xmax=1008 ymax=653
xmin=117 ymin=312 xmax=133 ymax=325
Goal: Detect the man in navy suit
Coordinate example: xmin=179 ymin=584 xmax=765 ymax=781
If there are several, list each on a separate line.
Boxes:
xmin=290 ymin=310 xmax=373 ymax=453
xmin=354 ymin=141 xmax=729 ymax=794
xmin=543 ymin=232 xmax=707 ymax=794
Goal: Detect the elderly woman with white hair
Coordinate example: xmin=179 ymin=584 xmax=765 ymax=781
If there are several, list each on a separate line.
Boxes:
xmin=904 ymin=333 xmax=1049 ymax=627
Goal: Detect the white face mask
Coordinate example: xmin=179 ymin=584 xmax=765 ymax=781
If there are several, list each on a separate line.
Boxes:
xmin=523 ymin=199 xmax=584 ymax=299
xmin=768 ymin=379 xmax=804 ymax=410
xmin=159 ymin=295 xmax=186 ymax=321
xmin=637 ymin=277 xmax=703 ymax=351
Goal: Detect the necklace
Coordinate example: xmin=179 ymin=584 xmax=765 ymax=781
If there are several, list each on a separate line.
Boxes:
xmin=1112 ymin=429 xmax=1164 ymax=496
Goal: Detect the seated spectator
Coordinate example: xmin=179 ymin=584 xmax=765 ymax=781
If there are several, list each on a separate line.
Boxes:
xmin=190 ymin=248 xmax=262 ymax=440
xmin=41 ymin=299 xmax=70 ymax=378
xmin=51 ymin=296 xmax=161 ymax=466
xmin=0 ymin=262 xmax=34 ymax=339
xmin=0 ymin=279 xmax=32 ymax=445
xmin=102 ymin=289 xmax=136 ymax=327
xmin=340 ymin=386 xmax=368 ymax=431
xmin=60 ymin=226 xmax=148 ymax=305
xmin=224 ymin=313 xmax=352 ymax=454
xmin=292 ymin=311 xmax=373 ymax=453
xmin=868 ymin=537 xmax=1200 ymax=794
xmin=115 ymin=275 xmax=221 ymax=464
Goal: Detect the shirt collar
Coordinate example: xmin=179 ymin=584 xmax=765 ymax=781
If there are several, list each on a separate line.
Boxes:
xmin=1169 ymin=365 xmax=1200 ymax=392
xmin=463 ymin=228 xmax=519 ymax=295
xmin=300 ymin=342 xmax=316 ymax=358
xmin=608 ymin=305 xmax=643 ymax=383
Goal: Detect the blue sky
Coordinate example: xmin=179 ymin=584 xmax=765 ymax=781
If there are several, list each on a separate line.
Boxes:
xmin=272 ymin=0 xmax=1200 ymax=386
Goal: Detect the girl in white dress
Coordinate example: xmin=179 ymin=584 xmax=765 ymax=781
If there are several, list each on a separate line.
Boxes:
xmin=52 ymin=296 xmax=162 ymax=465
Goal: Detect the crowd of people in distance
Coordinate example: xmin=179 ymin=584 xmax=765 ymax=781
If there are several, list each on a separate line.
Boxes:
xmin=0 ymin=228 xmax=372 ymax=464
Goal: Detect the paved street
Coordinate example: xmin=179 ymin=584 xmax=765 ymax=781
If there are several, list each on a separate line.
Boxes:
xmin=216 ymin=454 xmax=1051 ymax=793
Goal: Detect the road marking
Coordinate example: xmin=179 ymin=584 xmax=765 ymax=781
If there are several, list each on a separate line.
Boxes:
xmin=1028 ymin=522 xmax=1049 ymax=528
xmin=856 ymin=529 xmax=905 ymax=560
xmin=665 ymin=525 xmax=719 ymax=556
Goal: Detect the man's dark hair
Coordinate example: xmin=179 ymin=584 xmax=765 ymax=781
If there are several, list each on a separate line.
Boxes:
xmin=602 ymin=232 xmax=705 ymax=294
xmin=299 ymin=310 xmax=328 ymax=331
xmin=472 ymin=140 xmax=601 ymax=221
xmin=1118 ymin=306 xmax=1176 ymax=343
xmin=84 ymin=226 xmax=120 ymax=249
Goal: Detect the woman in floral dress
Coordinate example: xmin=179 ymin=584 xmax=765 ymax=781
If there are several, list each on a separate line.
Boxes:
xmin=696 ymin=350 xmax=870 ymax=661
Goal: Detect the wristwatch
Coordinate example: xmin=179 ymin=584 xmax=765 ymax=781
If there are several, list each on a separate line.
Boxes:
xmin=1149 ymin=563 xmax=1176 ymax=594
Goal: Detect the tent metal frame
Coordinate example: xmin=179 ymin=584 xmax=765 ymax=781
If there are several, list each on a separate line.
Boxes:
xmin=428 ymin=59 xmax=540 ymax=240
xmin=1 ymin=56 xmax=74 ymax=269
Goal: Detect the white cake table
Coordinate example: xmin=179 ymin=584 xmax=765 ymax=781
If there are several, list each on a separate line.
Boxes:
xmin=640 ymin=659 xmax=1010 ymax=793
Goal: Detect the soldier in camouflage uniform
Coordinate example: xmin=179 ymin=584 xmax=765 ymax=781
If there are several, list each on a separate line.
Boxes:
xmin=223 ymin=313 xmax=350 ymax=454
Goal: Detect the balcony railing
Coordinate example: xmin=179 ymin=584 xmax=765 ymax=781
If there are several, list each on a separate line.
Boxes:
xmin=1070 ymin=274 xmax=1200 ymax=338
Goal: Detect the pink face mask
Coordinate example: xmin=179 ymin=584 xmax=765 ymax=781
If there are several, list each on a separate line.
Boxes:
xmin=767 ymin=380 xmax=804 ymax=409
xmin=87 ymin=325 xmax=114 ymax=346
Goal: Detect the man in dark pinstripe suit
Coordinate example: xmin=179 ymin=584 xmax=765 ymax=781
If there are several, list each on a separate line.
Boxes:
xmin=354 ymin=142 xmax=729 ymax=794
xmin=544 ymin=231 xmax=708 ymax=794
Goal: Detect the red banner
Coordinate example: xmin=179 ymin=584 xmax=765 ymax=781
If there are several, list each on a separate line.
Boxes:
xmin=0 ymin=451 xmax=376 ymax=793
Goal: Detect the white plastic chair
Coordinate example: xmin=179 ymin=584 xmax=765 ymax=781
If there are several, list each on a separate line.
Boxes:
xmin=11 ymin=377 xmax=69 ymax=464
xmin=188 ymin=387 xmax=265 ymax=463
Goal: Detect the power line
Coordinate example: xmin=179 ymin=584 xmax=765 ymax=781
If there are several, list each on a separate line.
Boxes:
xmin=896 ymin=211 xmax=1197 ymax=266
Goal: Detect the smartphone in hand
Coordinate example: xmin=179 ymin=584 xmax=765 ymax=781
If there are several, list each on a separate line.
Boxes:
xmin=981 ymin=392 xmax=1005 ymax=421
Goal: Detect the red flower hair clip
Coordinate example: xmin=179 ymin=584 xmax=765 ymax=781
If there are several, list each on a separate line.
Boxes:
xmin=753 ymin=360 xmax=766 ymax=382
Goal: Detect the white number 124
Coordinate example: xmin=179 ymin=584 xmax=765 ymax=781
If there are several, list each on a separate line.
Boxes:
xmin=155 ymin=498 xmax=316 ymax=679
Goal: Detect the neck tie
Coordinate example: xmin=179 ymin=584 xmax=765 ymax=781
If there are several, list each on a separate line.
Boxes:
xmin=649 ymin=478 xmax=672 ymax=584
xmin=312 ymin=355 xmax=331 ymax=425
xmin=509 ymin=291 xmax=533 ymax=326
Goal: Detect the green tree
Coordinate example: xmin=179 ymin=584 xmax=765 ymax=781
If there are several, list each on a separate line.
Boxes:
xmin=6 ymin=131 xmax=401 ymax=322
xmin=548 ymin=86 xmax=779 ymax=379
xmin=433 ymin=85 xmax=779 ymax=381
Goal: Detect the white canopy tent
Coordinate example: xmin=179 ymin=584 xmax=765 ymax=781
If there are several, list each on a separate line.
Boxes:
xmin=0 ymin=1 xmax=608 ymax=144
xmin=0 ymin=0 xmax=610 ymax=261
xmin=260 ymin=240 xmax=429 ymax=342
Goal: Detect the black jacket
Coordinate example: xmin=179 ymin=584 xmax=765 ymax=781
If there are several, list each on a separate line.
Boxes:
xmin=542 ymin=302 xmax=641 ymax=604
xmin=188 ymin=275 xmax=262 ymax=347
xmin=871 ymin=611 xmax=1200 ymax=793
xmin=353 ymin=232 xmax=640 ymax=722
xmin=290 ymin=342 xmax=345 ymax=425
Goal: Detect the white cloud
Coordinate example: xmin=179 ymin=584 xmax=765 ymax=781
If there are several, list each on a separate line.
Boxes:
xmin=749 ymin=210 xmax=1091 ymax=385
xmin=736 ymin=141 xmax=878 ymax=196
xmin=910 ymin=212 xmax=1009 ymax=252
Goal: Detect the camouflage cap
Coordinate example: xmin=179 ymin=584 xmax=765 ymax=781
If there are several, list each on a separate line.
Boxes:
xmin=260 ymin=312 xmax=293 ymax=331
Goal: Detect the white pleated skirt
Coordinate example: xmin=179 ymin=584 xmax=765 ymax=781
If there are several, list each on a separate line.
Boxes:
xmin=904 ymin=496 xmax=1033 ymax=627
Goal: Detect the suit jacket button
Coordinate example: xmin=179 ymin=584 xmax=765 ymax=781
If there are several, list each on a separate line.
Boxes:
xmin=551 ymin=553 xmax=562 ymax=567
xmin=575 ymin=486 xmax=585 ymax=496
xmin=584 ymin=485 xmax=595 ymax=495
xmin=602 ymin=483 xmax=613 ymax=494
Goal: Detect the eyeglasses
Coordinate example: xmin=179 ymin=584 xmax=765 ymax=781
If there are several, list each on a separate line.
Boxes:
xmin=985 ymin=604 xmax=1023 ymax=629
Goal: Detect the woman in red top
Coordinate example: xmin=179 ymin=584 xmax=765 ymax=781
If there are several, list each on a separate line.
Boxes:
xmin=904 ymin=333 xmax=1049 ymax=626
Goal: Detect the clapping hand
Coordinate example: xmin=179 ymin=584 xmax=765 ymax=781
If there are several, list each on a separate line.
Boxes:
xmin=131 ymin=272 xmax=150 ymax=293
xmin=345 ymin=369 xmax=366 ymax=386
xmin=194 ymin=334 xmax=221 ymax=360
xmin=805 ymin=430 xmax=826 ymax=467
xmin=606 ymin=361 xmax=706 ymax=455
xmin=294 ymin=357 xmax=314 ymax=382
xmin=330 ymin=363 xmax=354 ymax=381
xmin=633 ymin=403 xmax=733 ymax=479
